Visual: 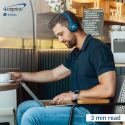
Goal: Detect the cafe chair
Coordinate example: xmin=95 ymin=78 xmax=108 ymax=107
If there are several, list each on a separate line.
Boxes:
xmin=110 ymin=75 xmax=125 ymax=125
xmin=0 ymin=89 xmax=17 ymax=125
xmin=75 ymin=75 xmax=125 ymax=125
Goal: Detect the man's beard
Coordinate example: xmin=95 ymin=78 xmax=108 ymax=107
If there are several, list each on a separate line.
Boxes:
xmin=67 ymin=34 xmax=77 ymax=48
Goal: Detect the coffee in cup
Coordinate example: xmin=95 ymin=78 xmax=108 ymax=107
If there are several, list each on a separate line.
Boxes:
xmin=0 ymin=73 xmax=11 ymax=82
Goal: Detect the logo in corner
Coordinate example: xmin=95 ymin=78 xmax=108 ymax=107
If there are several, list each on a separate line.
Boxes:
xmin=3 ymin=3 xmax=26 ymax=16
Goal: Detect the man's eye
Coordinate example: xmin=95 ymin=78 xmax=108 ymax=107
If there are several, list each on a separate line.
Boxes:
xmin=59 ymin=33 xmax=63 ymax=36
xmin=56 ymin=32 xmax=63 ymax=37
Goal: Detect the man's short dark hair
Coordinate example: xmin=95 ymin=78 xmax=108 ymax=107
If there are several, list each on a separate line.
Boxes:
xmin=49 ymin=10 xmax=83 ymax=31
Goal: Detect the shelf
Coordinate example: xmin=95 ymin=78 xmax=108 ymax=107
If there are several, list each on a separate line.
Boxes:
xmin=104 ymin=14 xmax=125 ymax=24
xmin=72 ymin=0 xmax=125 ymax=24
xmin=77 ymin=13 xmax=125 ymax=25
xmin=73 ymin=0 xmax=95 ymax=3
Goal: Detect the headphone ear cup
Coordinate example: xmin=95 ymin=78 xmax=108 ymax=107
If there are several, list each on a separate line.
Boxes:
xmin=68 ymin=23 xmax=78 ymax=32
xmin=63 ymin=12 xmax=78 ymax=32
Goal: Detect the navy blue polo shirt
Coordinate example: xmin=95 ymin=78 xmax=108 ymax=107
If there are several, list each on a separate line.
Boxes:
xmin=63 ymin=34 xmax=115 ymax=91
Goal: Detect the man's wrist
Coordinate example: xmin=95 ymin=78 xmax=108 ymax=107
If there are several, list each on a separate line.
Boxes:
xmin=72 ymin=90 xmax=80 ymax=103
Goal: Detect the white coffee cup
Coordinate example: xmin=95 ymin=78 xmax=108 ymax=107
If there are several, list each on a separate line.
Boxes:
xmin=110 ymin=25 xmax=121 ymax=31
xmin=121 ymin=26 xmax=125 ymax=31
xmin=0 ymin=73 xmax=11 ymax=82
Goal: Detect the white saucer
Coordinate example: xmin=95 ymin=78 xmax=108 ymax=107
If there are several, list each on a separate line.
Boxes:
xmin=0 ymin=80 xmax=15 ymax=85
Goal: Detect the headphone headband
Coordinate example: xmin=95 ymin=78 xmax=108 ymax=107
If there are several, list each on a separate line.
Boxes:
xmin=63 ymin=12 xmax=78 ymax=32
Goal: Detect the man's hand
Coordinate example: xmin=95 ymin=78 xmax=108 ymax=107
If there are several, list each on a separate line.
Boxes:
xmin=51 ymin=92 xmax=75 ymax=105
xmin=10 ymin=72 xmax=22 ymax=82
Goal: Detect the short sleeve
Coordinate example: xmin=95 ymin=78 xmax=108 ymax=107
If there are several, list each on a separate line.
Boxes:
xmin=90 ymin=45 xmax=115 ymax=76
xmin=63 ymin=48 xmax=78 ymax=70
xmin=63 ymin=53 xmax=72 ymax=70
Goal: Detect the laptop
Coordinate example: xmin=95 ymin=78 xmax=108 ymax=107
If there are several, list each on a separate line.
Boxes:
xmin=20 ymin=82 xmax=74 ymax=108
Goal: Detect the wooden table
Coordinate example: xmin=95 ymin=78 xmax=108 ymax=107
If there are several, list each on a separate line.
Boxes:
xmin=0 ymin=82 xmax=19 ymax=91
xmin=77 ymin=98 xmax=110 ymax=104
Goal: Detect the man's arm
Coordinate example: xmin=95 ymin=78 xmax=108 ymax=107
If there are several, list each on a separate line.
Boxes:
xmin=11 ymin=64 xmax=71 ymax=83
xmin=51 ymin=71 xmax=116 ymax=105
xmin=78 ymin=71 xmax=116 ymax=99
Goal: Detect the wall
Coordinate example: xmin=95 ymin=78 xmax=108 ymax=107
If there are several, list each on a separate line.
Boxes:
xmin=0 ymin=48 xmax=125 ymax=102
xmin=38 ymin=49 xmax=71 ymax=99
xmin=36 ymin=0 xmax=51 ymax=13
xmin=0 ymin=0 xmax=36 ymax=38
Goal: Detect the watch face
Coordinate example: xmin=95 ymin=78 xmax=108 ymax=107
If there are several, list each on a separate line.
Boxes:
xmin=74 ymin=90 xmax=79 ymax=94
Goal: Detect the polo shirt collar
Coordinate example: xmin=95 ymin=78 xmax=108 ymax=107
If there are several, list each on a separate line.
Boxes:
xmin=81 ymin=34 xmax=92 ymax=51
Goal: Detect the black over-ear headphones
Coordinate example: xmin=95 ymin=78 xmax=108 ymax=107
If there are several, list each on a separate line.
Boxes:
xmin=63 ymin=12 xmax=78 ymax=32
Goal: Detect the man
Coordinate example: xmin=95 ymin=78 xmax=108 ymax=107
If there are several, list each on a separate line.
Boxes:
xmin=11 ymin=10 xmax=116 ymax=125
